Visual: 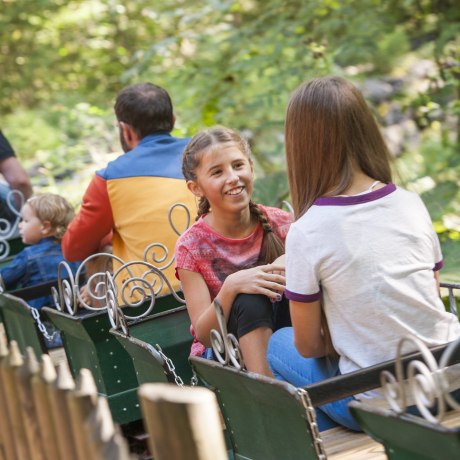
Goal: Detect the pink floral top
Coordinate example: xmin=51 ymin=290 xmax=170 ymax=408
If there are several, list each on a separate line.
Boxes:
xmin=174 ymin=205 xmax=293 ymax=355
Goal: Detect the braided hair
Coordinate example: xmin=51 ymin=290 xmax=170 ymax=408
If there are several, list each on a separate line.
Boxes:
xmin=182 ymin=126 xmax=285 ymax=264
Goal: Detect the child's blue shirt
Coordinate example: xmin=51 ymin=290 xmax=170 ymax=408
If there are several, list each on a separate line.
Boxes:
xmin=0 ymin=237 xmax=81 ymax=309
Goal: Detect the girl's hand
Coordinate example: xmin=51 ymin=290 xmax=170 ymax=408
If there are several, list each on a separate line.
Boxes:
xmin=225 ymin=263 xmax=286 ymax=302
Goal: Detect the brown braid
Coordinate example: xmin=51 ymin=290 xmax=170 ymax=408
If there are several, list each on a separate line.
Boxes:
xmin=196 ymin=197 xmax=211 ymax=221
xmin=249 ymin=200 xmax=285 ymax=264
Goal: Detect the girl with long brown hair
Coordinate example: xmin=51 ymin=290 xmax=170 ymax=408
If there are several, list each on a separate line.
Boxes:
xmin=175 ymin=126 xmax=292 ymax=376
xmin=267 ymin=76 xmax=460 ymax=431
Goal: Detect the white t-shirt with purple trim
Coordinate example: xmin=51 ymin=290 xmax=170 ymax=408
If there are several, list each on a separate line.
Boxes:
xmin=285 ymin=183 xmax=460 ymax=382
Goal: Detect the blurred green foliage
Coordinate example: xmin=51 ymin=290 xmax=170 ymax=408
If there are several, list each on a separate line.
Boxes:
xmin=1 ymin=0 xmax=459 ymax=276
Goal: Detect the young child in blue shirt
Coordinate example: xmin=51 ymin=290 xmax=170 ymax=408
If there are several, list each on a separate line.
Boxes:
xmin=0 ymin=193 xmax=81 ymax=309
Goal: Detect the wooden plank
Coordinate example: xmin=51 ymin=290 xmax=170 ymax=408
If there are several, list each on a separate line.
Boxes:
xmin=442 ymin=410 xmax=460 ymax=429
xmin=49 ymin=346 xmax=68 ymax=367
xmin=139 ymin=383 xmax=227 ymax=460
xmin=322 ymin=427 xmax=386 ymax=459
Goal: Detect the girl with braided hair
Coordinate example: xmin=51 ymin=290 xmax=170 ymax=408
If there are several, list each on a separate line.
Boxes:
xmin=175 ymin=126 xmax=292 ymax=375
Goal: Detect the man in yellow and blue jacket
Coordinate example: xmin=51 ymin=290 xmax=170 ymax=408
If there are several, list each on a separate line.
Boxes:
xmin=62 ymin=83 xmax=195 ymax=292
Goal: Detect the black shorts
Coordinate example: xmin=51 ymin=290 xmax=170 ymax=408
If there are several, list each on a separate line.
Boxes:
xmin=227 ymin=293 xmax=291 ymax=339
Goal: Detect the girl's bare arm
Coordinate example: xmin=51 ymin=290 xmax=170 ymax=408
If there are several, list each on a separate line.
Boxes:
xmin=290 ymin=299 xmax=326 ymax=358
xmin=178 ymin=263 xmax=286 ymax=347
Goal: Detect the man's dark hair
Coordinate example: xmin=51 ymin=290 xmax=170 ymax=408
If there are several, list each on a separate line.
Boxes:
xmin=114 ymin=83 xmax=174 ymax=138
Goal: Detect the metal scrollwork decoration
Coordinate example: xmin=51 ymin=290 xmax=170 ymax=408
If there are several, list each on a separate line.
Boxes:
xmin=0 ymin=190 xmax=24 ymax=260
xmin=439 ymin=281 xmax=460 ymax=316
xmin=210 ymin=299 xmax=245 ymax=370
xmin=282 ymin=200 xmax=294 ymax=216
xmin=114 ymin=260 xmax=185 ymax=322
xmin=74 ymin=252 xmax=124 ymax=311
xmin=52 ymin=260 xmax=78 ymax=314
xmin=168 ymin=202 xmax=191 ymax=237
xmin=52 ymin=253 xmax=124 ymax=314
xmin=143 ymin=202 xmax=191 ymax=270
xmin=105 ymin=272 xmax=128 ymax=335
xmin=380 ymin=334 xmax=460 ymax=424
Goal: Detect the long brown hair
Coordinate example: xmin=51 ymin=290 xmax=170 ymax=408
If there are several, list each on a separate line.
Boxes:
xmin=285 ymin=76 xmax=393 ymax=219
xmin=182 ymin=126 xmax=285 ymax=264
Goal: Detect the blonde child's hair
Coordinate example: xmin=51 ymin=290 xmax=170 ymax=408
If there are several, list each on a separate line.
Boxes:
xmin=26 ymin=193 xmax=75 ymax=240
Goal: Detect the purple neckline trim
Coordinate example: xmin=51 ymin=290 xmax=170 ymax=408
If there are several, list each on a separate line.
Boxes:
xmin=314 ymin=183 xmax=396 ymax=206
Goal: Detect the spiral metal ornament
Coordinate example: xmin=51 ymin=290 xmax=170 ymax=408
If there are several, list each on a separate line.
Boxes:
xmin=106 ymin=273 xmax=122 ymax=330
xmin=111 ymin=260 xmax=185 ymax=322
xmin=282 ymin=200 xmax=294 ymax=216
xmin=438 ymin=336 xmax=460 ymax=414
xmin=74 ymin=252 xmax=124 ymax=311
xmin=168 ymin=202 xmax=191 ymax=236
xmin=52 ymin=261 xmax=78 ymax=314
xmin=143 ymin=243 xmax=171 ymax=271
xmin=0 ymin=190 xmax=24 ymax=260
xmin=143 ymin=203 xmax=190 ymax=270
xmin=0 ymin=234 xmax=10 ymax=261
xmin=380 ymin=334 xmax=460 ymax=424
xmin=210 ymin=299 xmax=245 ymax=370
xmin=380 ymin=369 xmax=405 ymax=414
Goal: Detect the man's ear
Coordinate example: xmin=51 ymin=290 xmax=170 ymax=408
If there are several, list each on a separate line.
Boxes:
xmin=187 ymin=180 xmax=203 ymax=198
xmin=119 ymin=121 xmax=140 ymax=149
xmin=41 ymin=221 xmax=53 ymax=236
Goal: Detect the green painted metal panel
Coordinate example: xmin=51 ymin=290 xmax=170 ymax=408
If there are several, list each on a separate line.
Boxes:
xmin=106 ymin=387 xmax=141 ymax=425
xmin=43 ymin=307 xmax=140 ymax=424
xmin=113 ymin=305 xmax=194 ymax=385
xmin=0 ymin=293 xmax=46 ymax=357
xmin=42 ymin=293 xmax=187 ymax=425
xmin=191 ymin=356 xmax=319 ymax=460
xmin=43 ymin=307 xmax=138 ymax=393
xmin=111 ymin=332 xmax=171 ymax=384
xmin=350 ymin=402 xmax=460 ymax=460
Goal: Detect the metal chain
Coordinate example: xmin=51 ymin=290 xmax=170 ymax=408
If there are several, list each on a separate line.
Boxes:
xmin=155 ymin=344 xmax=184 ymax=387
xmin=298 ymin=388 xmax=327 ymax=460
xmin=28 ymin=306 xmax=59 ymax=342
xmin=190 ymin=369 xmax=199 ymax=387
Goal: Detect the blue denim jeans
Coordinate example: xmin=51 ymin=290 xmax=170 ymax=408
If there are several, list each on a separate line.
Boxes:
xmin=267 ymin=327 xmax=362 ymax=431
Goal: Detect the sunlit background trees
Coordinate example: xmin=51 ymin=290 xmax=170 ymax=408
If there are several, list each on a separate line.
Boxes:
xmin=1 ymin=0 xmax=459 ymax=276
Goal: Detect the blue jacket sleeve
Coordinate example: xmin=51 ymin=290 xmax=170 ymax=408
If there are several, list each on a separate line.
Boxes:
xmin=0 ymin=249 xmax=28 ymax=289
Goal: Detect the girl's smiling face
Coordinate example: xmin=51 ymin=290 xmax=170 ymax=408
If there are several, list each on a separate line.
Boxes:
xmin=188 ymin=143 xmax=254 ymax=215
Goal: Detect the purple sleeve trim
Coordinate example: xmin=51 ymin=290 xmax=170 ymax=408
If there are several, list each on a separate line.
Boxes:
xmin=285 ymin=289 xmax=321 ymax=303
xmin=433 ymin=260 xmax=444 ymax=271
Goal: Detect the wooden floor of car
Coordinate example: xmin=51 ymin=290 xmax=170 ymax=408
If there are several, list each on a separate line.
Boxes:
xmin=323 ymin=403 xmax=460 ymax=459
xmin=323 ymin=426 xmax=385 ymax=459
xmin=49 ymin=346 xmax=68 ymax=366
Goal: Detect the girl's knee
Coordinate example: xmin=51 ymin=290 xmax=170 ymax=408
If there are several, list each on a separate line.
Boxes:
xmin=229 ymin=294 xmax=273 ymax=338
xmin=268 ymin=327 xmax=294 ymax=351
